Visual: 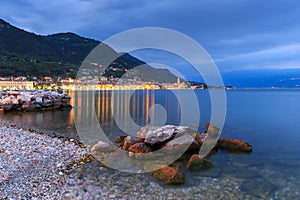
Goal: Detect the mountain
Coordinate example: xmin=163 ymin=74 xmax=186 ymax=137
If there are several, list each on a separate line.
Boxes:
xmin=0 ymin=18 xmax=178 ymax=82
xmin=222 ymin=69 xmax=300 ymax=88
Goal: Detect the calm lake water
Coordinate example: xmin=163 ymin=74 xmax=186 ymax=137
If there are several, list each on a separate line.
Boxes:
xmin=1 ymin=89 xmax=300 ymax=198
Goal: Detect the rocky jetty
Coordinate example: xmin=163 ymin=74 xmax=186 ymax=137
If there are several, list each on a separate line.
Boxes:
xmin=0 ymin=90 xmax=71 ymax=111
xmin=91 ymin=124 xmax=253 ymax=185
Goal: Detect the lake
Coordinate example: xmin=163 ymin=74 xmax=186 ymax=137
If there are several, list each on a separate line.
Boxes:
xmin=1 ymin=89 xmax=300 ymax=199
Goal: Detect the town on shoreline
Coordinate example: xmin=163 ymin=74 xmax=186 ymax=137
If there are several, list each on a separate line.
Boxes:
xmin=0 ymin=76 xmax=233 ymax=91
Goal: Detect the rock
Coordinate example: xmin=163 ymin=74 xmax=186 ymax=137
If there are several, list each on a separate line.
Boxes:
xmin=17 ymin=94 xmax=30 ymax=102
xmin=139 ymin=125 xmax=178 ymax=146
xmin=91 ymin=141 xmax=115 ymax=153
xmin=194 ymin=133 xmax=208 ymax=145
xmin=136 ymin=125 xmax=198 ymax=148
xmin=7 ymin=91 xmax=20 ymax=97
xmin=151 ymin=166 xmax=185 ymax=185
xmin=136 ymin=125 xmax=191 ymax=146
xmin=36 ymin=97 xmax=43 ymax=103
xmin=128 ymin=142 xmax=151 ymax=153
xmin=0 ymin=90 xmax=71 ymax=112
xmin=21 ymin=102 xmax=37 ymax=111
xmin=218 ymin=138 xmax=252 ymax=152
xmin=122 ymin=136 xmax=144 ymax=150
xmin=187 ymin=154 xmax=214 ymax=171
xmin=205 ymin=123 xmax=221 ymax=139
xmin=163 ymin=133 xmax=198 ymax=154
xmin=115 ymin=135 xmax=127 ymax=144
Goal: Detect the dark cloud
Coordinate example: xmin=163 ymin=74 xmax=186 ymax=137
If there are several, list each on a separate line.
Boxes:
xmin=1 ymin=0 xmax=300 ymax=73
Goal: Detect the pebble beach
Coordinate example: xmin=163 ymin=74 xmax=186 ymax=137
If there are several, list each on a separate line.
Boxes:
xmin=1 ymin=122 xmax=299 ymax=200
xmin=0 ymin=123 xmax=87 ymax=199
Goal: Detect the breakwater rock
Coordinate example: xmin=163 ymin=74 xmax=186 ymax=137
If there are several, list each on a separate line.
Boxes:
xmin=0 ymin=90 xmax=71 ymax=111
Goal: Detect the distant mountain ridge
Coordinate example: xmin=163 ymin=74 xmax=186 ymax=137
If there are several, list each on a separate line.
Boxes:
xmin=0 ymin=18 xmax=178 ymax=82
xmin=222 ymin=68 xmax=300 ymax=88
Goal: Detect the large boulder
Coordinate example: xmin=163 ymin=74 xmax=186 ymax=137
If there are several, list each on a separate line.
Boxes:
xmin=136 ymin=125 xmax=181 ymax=146
xmin=151 ymin=166 xmax=185 ymax=185
xmin=136 ymin=125 xmax=197 ymax=147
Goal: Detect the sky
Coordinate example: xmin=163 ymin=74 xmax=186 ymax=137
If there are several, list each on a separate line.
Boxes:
xmin=1 ymin=0 xmax=300 ymax=84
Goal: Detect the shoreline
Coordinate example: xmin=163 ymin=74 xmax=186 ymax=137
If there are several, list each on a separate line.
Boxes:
xmin=0 ymin=123 xmax=239 ymax=199
xmin=1 ymin=122 xmax=295 ymax=199
xmin=0 ymin=122 xmax=88 ymax=199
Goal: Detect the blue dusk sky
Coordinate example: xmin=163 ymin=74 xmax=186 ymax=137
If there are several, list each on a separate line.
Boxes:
xmin=1 ymin=0 xmax=300 ymax=85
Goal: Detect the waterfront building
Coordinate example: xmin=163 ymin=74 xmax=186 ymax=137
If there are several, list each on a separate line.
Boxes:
xmin=0 ymin=81 xmax=35 ymax=90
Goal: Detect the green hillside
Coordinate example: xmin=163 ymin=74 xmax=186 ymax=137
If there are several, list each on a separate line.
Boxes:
xmin=0 ymin=19 xmax=177 ymax=82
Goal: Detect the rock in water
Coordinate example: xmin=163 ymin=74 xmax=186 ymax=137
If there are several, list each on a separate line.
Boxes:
xmin=136 ymin=125 xmax=190 ymax=146
xmin=115 ymin=135 xmax=127 ymax=143
xmin=206 ymin=123 xmax=221 ymax=139
xmin=218 ymin=138 xmax=252 ymax=152
xmin=91 ymin=141 xmax=115 ymax=153
xmin=0 ymin=90 xmax=71 ymax=111
xmin=128 ymin=142 xmax=151 ymax=153
xmin=122 ymin=136 xmax=144 ymax=150
xmin=187 ymin=154 xmax=215 ymax=171
xmin=151 ymin=166 xmax=185 ymax=185
xmin=164 ymin=133 xmax=199 ymax=154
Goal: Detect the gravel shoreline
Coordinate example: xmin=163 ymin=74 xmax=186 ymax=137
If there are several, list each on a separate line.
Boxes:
xmin=0 ymin=123 xmax=88 ymax=199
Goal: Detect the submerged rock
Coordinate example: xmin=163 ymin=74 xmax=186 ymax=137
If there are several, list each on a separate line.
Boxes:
xmin=218 ymin=138 xmax=252 ymax=152
xmin=151 ymin=166 xmax=185 ymax=185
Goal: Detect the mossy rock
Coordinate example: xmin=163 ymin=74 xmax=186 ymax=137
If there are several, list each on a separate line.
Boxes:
xmin=187 ymin=154 xmax=214 ymax=171
xmin=218 ymin=138 xmax=252 ymax=152
xmin=151 ymin=166 xmax=185 ymax=185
